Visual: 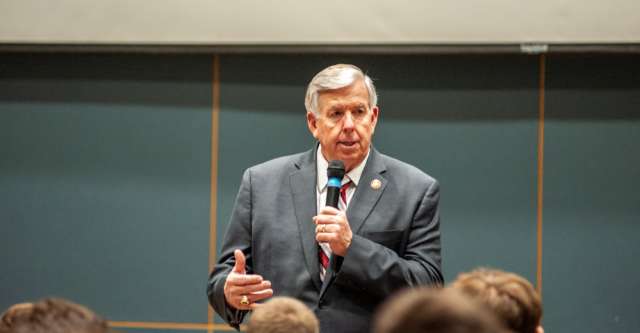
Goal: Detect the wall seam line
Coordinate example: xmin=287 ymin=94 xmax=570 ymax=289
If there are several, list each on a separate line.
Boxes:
xmin=208 ymin=54 xmax=221 ymax=333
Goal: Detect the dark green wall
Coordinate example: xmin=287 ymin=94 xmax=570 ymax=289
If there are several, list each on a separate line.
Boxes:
xmin=0 ymin=54 xmax=213 ymax=323
xmin=1 ymin=53 xmax=639 ymax=332
xmin=543 ymin=55 xmax=640 ymax=332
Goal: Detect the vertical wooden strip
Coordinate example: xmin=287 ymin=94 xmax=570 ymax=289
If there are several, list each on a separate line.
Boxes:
xmin=208 ymin=55 xmax=221 ymax=333
xmin=536 ymin=54 xmax=546 ymax=297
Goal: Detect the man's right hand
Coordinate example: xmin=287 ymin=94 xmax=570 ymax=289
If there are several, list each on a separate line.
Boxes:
xmin=223 ymin=249 xmax=273 ymax=310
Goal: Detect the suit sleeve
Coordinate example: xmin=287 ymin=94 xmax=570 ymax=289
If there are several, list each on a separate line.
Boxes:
xmin=333 ymin=179 xmax=443 ymax=297
xmin=206 ymin=169 xmax=253 ymax=330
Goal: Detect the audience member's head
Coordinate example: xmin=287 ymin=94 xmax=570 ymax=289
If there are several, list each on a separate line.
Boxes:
xmin=373 ymin=287 xmax=508 ymax=333
xmin=246 ymin=296 xmax=319 ymax=333
xmin=1 ymin=298 xmax=109 ymax=333
xmin=450 ymin=268 xmax=543 ymax=333
xmin=1 ymin=303 xmax=34 ymax=331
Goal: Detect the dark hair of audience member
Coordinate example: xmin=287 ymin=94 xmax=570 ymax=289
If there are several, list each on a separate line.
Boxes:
xmin=246 ymin=296 xmax=319 ymax=333
xmin=1 ymin=298 xmax=109 ymax=333
xmin=450 ymin=268 xmax=543 ymax=333
xmin=373 ymin=287 xmax=509 ymax=333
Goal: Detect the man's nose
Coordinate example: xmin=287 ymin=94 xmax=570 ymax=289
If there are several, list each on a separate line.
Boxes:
xmin=342 ymin=112 xmax=355 ymax=129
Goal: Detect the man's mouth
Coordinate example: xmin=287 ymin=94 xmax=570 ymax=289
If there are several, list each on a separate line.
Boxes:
xmin=338 ymin=141 xmax=357 ymax=147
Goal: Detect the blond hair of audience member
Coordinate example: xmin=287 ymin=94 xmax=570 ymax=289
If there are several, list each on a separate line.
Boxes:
xmin=2 ymin=298 xmax=109 ymax=333
xmin=450 ymin=268 xmax=543 ymax=333
xmin=373 ymin=287 xmax=509 ymax=333
xmin=1 ymin=303 xmax=34 ymax=331
xmin=246 ymin=297 xmax=319 ymax=333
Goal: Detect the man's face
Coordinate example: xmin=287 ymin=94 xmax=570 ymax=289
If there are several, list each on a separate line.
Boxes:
xmin=307 ymin=79 xmax=379 ymax=172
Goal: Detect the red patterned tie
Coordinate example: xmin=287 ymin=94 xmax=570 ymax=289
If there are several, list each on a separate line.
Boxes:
xmin=319 ymin=181 xmax=351 ymax=280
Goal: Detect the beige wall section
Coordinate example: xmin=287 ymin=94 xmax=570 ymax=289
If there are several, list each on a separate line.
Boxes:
xmin=1 ymin=0 xmax=639 ymax=44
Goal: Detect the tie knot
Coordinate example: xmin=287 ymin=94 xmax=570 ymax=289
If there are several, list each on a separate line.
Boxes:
xmin=340 ymin=180 xmax=351 ymax=192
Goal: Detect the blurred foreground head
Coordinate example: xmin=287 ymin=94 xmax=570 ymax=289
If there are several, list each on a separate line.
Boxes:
xmin=451 ymin=268 xmax=543 ymax=333
xmin=246 ymin=296 xmax=319 ymax=333
xmin=373 ymin=287 xmax=509 ymax=333
xmin=1 ymin=303 xmax=34 ymax=330
xmin=1 ymin=298 xmax=109 ymax=333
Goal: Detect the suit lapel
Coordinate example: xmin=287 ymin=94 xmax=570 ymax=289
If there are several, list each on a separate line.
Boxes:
xmin=290 ymin=148 xmax=322 ymax=292
xmin=346 ymin=148 xmax=387 ymax=235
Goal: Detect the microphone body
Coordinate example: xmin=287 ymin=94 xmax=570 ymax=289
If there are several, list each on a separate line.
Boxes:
xmin=325 ymin=160 xmax=345 ymax=208
xmin=326 ymin=177 xmax=342 ymax=208
xmin=324 ymin=160 xmax=346 ymax=269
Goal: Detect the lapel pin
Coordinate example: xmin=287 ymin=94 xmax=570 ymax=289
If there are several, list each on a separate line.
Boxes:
xmin=370 ymin=179 xmax=382 ymax=190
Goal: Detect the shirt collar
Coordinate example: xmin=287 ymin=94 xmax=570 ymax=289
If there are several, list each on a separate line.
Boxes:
xmin=316 ymin=144 xmax=370 ymax=192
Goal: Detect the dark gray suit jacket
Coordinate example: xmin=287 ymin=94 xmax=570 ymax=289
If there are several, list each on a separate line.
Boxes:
xmin=207 ymin=145 xmax=442 ymax=333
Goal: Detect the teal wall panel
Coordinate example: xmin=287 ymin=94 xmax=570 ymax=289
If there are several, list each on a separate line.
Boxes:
xmin=543 ymin=55 xmax=640 ymax=332
xmin=215 ymin=55 xmax=318 ymax=323
xmin=0 ymin=54 xmax=213 ymax=323
xmin=370 ymin=56 xmax=539 ymax=283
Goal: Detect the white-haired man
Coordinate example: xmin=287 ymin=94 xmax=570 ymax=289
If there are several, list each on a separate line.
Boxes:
xmin=207 ymin=64 xmax=443 ymax=333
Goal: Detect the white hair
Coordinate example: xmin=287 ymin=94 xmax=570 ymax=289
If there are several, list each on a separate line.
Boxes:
xmin=304 ymin=64 xmax=377 ymax=115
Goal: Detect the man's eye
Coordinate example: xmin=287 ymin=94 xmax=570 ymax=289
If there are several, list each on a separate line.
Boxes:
xmin=354 ymin=108 xmax=366 ymax=117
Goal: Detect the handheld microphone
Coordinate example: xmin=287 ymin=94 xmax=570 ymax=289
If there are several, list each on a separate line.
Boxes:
xmin=326 ymin=160 xmax=345 ymax=208
xmin=324 ymin=160 xmax=346 ymax=271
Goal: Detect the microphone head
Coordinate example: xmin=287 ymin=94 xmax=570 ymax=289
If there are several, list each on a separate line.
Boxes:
xmin=327 ymin=160 xmax=345 ymax=180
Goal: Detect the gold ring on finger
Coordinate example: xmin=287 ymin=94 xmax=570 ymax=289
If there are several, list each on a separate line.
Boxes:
xmin=240 ymin=295 xmax=250 ymax=305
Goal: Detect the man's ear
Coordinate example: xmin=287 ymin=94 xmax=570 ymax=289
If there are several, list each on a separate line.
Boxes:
xmin=370 ymin=106 xmax=380 ymax=131
xmin=536 ymin=325 xmax=544 ymax=333
xmin=306 ymin=112 xmax=319 ymax=139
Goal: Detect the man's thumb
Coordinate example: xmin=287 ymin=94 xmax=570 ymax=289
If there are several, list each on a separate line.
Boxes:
xmin=232 ymin=249 xmax=246 ymax=274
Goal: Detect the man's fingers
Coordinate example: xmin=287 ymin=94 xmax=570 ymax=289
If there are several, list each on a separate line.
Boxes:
xmin=315 ymin=211 xmax=346 ymax=224
xmin=227 ymin=273 xmax=263 ymax=286
xmin=318 ymin=206 xmax=340 ymax=215
xmin=232 ymin=249 xmax=246 ymax=274
xmin=316 ymin=224 xmax=334 ymax=234
xmin=316 ymin=233 xmax=338 ymax=243
xmin=228 ymin=280 xmax=271 ymax=295
xmin=250 ymin=289 xmax=274 ymax=302
xmin=237 ymin=289 xmax=274 ymax=310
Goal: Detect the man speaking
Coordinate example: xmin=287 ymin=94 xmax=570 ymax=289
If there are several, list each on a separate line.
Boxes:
xmin=207 ymin=64 xmax=443 ymax=333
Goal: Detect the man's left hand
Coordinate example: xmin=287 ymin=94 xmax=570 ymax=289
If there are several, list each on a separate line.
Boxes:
xmin=314 ymin=206 xmax=352 ymax=257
